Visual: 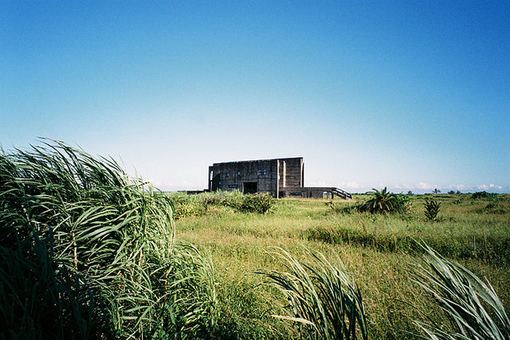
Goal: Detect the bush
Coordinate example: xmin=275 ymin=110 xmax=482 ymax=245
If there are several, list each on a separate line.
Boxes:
xmin=471 ymin=191 xmax=497 ymax=199
xmin=169 ymin=192 xmax=205 ymax=219
xmin=424 ymin=198 xmax=441 ymax=221
xmin=239 ymin=193 xmax=275 ymax=214
xmin=358 ymin=188 xmax=411 ymax=214
xmin=169 ymin=191 xmax=267 ymax=217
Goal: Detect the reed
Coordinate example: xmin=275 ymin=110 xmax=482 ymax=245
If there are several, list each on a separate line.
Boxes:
xmin=414 ymin=244 xmax=510 ymax=339
xmin=0 ymin=140 xmax=217 ymax=339
xmin=259 ymin=248 xmax=368 ymax=340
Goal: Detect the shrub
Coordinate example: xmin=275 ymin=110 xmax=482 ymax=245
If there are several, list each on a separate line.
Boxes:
xmin=358 ymin=187 xmax=410 ymax=214
xmin=169 ymin=192 xmax=205 ymax=219
xmin=471 ymin=191 xmax=497 ymax=199
xmin=259 ymin=248 xmax=368 ymax=340
xmin=239 ymin=193 xmax=275 ymax=214
xmin=424 ymin=198 xmax=441 ymax=221
xmin=0 ymin=140 xmax=218 ymax=339
xmin=169 ymin=190 xmax=269 ymax=217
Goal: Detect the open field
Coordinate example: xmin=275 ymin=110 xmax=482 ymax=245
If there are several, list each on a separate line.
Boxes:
xmin=176 ymin=194 xmax=510 ymax=339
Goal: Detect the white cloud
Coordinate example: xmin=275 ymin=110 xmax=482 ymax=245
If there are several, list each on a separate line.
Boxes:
xmin=477 ymin=183 xmax=503 ymax=190
xmin=416 ymin=182 xmax=435 ymax=190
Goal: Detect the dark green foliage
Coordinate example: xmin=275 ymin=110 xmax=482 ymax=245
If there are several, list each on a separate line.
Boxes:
xmin=414 ymin=244 xmax=510 ymax=339
xmin=239 ymin=193 xmax=275 ymax=214
xmin=0 ymin=231 xmax=109 ymax=339
xmin=471 ymin=191 xmax=497 ymax=199
xmin=424 ymin=198 xmax=441 ymax=221
xmin=260 ymin=248 xmax=368 ymax=340
xmin=0 ymin=140 xmax=217 ymax=339
xmin=358 ymin=187 xmax=410 ymax=214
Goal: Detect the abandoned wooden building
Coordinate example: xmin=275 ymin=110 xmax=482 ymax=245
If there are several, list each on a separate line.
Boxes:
xmin=208 ymin=157 xmax=351 ymax=199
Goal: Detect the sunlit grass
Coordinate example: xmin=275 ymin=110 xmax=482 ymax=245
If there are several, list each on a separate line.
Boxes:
xmin=176 ymin=194 xmax=510 ymax=338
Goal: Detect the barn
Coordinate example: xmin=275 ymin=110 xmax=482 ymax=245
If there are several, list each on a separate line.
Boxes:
xmin=207 ymin=157 xmax=351 ymax=199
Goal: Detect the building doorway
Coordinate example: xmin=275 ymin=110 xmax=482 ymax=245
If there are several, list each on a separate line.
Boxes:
xmin=243 ymin=182 xmax=257 ymax=194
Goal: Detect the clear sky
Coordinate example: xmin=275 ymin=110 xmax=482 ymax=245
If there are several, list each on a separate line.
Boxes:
xmin=1 ymin=1 xmax=509 ymax=193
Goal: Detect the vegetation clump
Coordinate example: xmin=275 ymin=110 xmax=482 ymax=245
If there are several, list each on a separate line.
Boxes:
xmin=358 ymin=187 xmax=411 ymax=214
xmin=0 ymin=140 xmax=218 ymax=339
xmin=169 ymin=191 xmax=274 ymax=217
xmin=169 ymin=192 xmax=206 ymax=219
xmin=414 ymin=244 xmax=510 ymax=339
xmin=239 ymin=192 xmax=275 ymax=214
xmin=260 ymin=248 xmax=367 ymax=340
xmin=471 ymin=191 xmax=497 ymax=199
xmin=424 ymin=198 xmax=441 ymax=221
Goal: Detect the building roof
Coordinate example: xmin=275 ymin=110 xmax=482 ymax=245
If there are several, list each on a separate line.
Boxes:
xmin=211 ymin=157 xmax=303 ymax=166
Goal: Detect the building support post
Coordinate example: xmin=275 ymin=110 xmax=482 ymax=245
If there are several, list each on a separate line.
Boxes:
xmin=276 ymin=160 xmax=280 ymax=198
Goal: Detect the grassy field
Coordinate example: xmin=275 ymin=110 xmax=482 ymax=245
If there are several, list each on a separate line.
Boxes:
xmin=176 ymin=194 xmax=510 ymax=339
xmin=3 ymin=142 xmax=508 ymax=338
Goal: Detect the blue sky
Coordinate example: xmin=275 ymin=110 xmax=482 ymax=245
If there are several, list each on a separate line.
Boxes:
xmin=1 ymin=1 xmax=509 ymax=192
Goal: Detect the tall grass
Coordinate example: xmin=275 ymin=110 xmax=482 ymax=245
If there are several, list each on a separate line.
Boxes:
xmin=414 ymin=244 xmax=510 ymax=339
xmin=259 ymin=248 xmax=368 ymax=340
xmin=0 ymin=140 xmax=217 ymax=338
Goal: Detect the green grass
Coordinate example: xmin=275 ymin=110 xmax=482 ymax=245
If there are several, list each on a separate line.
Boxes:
xmin=176 ymin=194 xmax=510 ymax=339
